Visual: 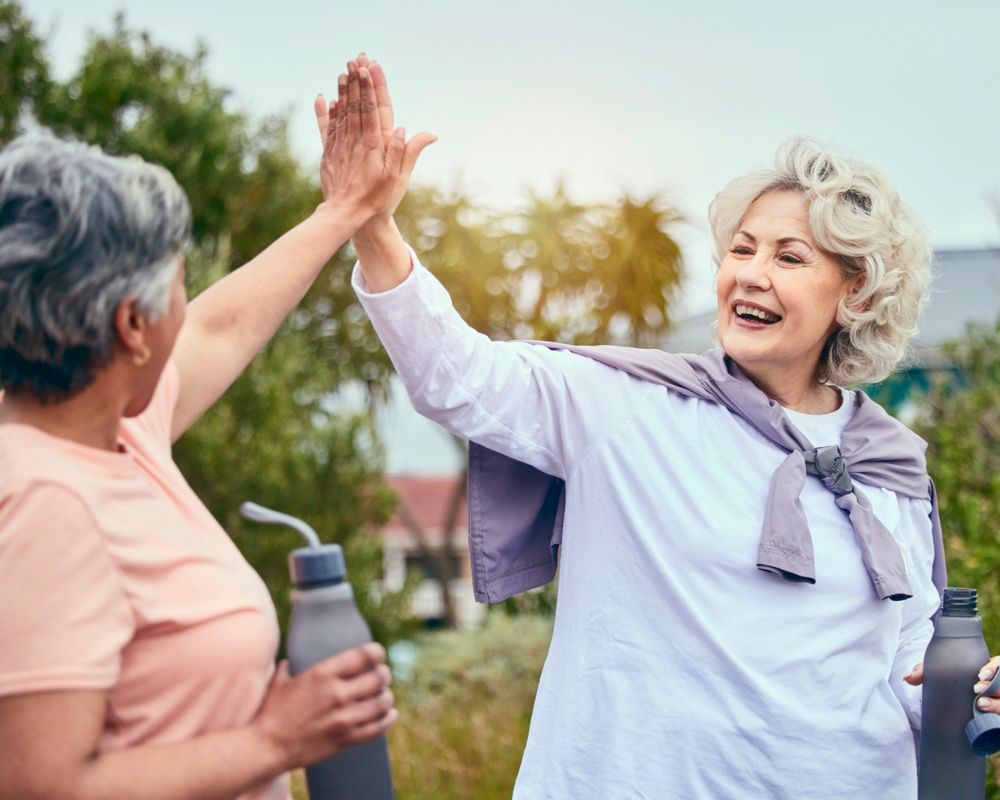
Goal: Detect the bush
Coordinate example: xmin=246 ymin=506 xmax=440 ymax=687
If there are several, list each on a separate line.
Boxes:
xmin=290 ymin=614 xmax=553 ymax=800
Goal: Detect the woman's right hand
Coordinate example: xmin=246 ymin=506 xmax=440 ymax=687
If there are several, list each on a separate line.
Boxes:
xmin=250 ymin=642 xmax=397 ymax=771
xmin=315 ymin=57 xmax=435 ymax=227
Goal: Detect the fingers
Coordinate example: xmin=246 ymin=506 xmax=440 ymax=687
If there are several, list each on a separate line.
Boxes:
xmin=354 ymin=52 xmax=394 ymax=148
xmin=359 ymin=67 xmax=381 ymax=149
xmin=973 ymin=656 xmax=1000 ymax=705
xmin=336 ymin=73 xmax=348 ymax=135
xmin=330 ymin=688 xmax=396 ymax=732
xmin=385 ymin=127 xmax=406 ymax=175
xmin=328 ymin=663 xmax=392 ymax=708
xmin=314 ymin=94 xmax=329 ymax=146
xmin=401 ymin=132 xmax=438 ymax=178
xmin=347 ymin=707 xmax=399 ymax=744
xmin=980 ymin=655 xmax=1000 ymax=681
xmin=346 ymin=60 xmax=362 ymax=141
xmin=369 ymin=62 xmax=394 ymax=147
xmin=902 ymin=662 xmax=923 ymax=686
xmin=319 ymin=642 xmax=387 ymax=679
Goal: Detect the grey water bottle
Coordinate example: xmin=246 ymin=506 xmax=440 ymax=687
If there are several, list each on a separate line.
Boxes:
xmin=918 ymin=587 xmax=990 ymax=800
xmin=240 ymin=502 xmax=395 ymax=800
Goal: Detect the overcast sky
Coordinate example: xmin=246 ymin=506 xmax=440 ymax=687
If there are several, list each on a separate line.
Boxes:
xmin=24 ymin=0 xmax=1000 ymax=473
xmin=27 ymin=0 xmax=1000 ymax=303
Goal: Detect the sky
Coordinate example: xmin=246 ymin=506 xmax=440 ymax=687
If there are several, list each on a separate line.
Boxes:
xmin=23 ymin=0 xmax=1000 ymax=473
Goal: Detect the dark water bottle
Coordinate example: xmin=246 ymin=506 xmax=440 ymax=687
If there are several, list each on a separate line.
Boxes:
xmin=918 ymin=587 xmax=989 ymax=800
xmin=241 ymin=502 xmax=395 ymax=800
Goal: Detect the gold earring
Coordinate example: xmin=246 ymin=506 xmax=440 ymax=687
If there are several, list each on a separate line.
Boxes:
xmin=132 ymin=344 xmax=151 ymax=367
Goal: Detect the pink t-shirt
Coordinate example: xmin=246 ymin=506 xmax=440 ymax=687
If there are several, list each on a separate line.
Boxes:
xmin=0 ymin=362 xmax=289 ymax=800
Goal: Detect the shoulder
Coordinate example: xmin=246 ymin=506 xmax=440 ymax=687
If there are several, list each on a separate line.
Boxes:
xmin=0 ymin=477 xmax=106 ymax=550
xmin=521 ymin=342 xmax=723 ymax=398
xmin=849 ymin=389 xmax=929 ymax=458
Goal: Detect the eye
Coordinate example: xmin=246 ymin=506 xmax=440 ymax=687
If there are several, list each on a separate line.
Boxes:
xmin=778 ymin=253 xmax=804 ymax=266
xmin=730 ymin=245 xmax=753 ymax=256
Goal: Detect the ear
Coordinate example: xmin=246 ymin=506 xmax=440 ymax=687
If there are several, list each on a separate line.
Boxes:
xmin=113 ymin=297 xmax=148 ymax=357
xmin=840 ymin=272 xmax=869 ymax=316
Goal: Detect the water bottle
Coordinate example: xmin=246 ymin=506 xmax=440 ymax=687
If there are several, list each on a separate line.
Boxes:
xmin=918 ymin=587 xmax=990 ymax=799
xmin=241 ymin=502 xmax=395 ymax=800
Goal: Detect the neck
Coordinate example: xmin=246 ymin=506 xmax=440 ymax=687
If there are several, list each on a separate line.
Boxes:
xmin=737 ymin=361 xmax=840 ymax=414
xmin=0 ymin=375 xmax=128 ymax=452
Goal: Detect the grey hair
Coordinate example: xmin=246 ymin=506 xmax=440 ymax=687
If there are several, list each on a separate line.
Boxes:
xmin=708 ymin=137 xmax=932 ymax=386
xmin=0 ymin=130 xmax=191 ymax=401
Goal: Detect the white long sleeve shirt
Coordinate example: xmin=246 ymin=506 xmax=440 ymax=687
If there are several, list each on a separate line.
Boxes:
xmin=354 ymin=253 xmax=939 ymax=800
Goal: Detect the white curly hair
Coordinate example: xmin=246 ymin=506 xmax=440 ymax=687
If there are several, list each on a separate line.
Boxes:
xmin=708 ymin=137 xmax=932 ymax=386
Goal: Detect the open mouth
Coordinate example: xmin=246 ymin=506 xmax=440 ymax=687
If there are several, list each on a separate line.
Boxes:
xmin=734 ymin=303 xmax=782 ymax=325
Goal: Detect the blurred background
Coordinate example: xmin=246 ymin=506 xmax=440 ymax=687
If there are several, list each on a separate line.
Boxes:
xmin=5 ymin=1 xmax=999 ymax=796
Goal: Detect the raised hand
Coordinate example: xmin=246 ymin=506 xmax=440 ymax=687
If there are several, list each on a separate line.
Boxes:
xmin=314 ymin=57 xmax=435 ymax=225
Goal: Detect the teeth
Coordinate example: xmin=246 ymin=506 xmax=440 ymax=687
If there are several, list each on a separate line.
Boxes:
xmin=735 ymin=304 xmax=780 ymax=323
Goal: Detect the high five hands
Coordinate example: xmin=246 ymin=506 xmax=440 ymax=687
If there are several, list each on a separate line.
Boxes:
xmin=314 ymin=54 xmax=436 ymax=226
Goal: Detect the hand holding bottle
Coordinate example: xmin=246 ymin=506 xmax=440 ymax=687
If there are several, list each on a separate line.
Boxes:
xmin=250 ymin=643 xmax=396 ymax=773
xmin=903 ymin=656 xmax=1000 ymax=711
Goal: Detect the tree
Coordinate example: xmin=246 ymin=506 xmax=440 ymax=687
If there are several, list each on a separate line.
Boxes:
xmin=0 ymin=1 xmax=51 ymax=141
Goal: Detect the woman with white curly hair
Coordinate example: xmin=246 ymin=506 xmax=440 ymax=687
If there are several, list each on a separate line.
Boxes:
xmin=335 ymin=56 xmax=1000 ymax=799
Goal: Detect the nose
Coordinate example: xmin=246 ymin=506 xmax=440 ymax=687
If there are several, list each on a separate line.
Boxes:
xmin=735 ymin=250 xmax=772 ymax=291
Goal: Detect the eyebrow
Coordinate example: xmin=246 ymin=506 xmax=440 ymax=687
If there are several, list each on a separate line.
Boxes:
xmin=735 ymin=230 xmax=814 ymax=250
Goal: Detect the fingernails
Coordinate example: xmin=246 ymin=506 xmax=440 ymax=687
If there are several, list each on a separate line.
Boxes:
xmin=975 ymin=681 xmax=988 ymax=693
xmin=979 ymin=697 xmax=992 ymax=710
xmin=980 ymin=667 xmax=994 ymax=681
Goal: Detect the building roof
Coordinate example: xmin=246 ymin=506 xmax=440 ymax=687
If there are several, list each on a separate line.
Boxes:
xmin=920 ymin=248 xmax=1000 ymax=345
xmin=384 ymin=475 xmax=468 ymax=543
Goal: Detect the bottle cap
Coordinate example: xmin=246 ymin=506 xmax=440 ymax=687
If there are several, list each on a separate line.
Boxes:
xmin=966 ymin=667 xmax=1000 ymax=756
xmin=289 ymin=544 xmax=347 ymax=589
xmin=942 ymin=587 xmax=978 ymax=616
xmin=238 ymin=501 xmax=347 ymax=588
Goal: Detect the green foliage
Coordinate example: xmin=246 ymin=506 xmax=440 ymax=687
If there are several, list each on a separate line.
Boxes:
xmin=905 ymin=317 xmax=1000 ymax=797
xmin=914 ymin=318 xmax=1000 ymax=639
xmin=0 ymin=1 xmax=51 ymax=141
xmin=289 ymin=615 xmax=552 ymax=798
xmin=33 ymin=13 xmax=317 ymax=262
xmin=388 ymin=615 xmax=553 ymax=799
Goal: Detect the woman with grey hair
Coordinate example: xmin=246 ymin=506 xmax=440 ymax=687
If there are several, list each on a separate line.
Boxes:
xmin=334 ymin=56 xmax=999 ymax=798
xmin=0 ymin=62 xmax=434 ymax=800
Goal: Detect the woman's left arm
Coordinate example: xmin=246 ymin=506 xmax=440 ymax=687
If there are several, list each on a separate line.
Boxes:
xmin=170 ymin=202 xmax=363 ymax=441
xmin=891 ymin=498 xmax=942 ymax=730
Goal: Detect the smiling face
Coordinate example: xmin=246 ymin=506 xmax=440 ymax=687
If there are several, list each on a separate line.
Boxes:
xmin=716 ymin=190 xmax=857 ymax=393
